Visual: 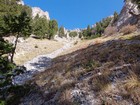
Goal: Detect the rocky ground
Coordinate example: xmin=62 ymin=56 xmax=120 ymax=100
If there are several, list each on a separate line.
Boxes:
xmin=18 ymin=32 xmax=140 ymax=105
xmin=13 ymin=42 xmax=74 ymax=85
xmin=12 ymin=36 xmax=80 ymax=85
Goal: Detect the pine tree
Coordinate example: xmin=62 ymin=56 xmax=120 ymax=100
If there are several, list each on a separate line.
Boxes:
xmin=0 ymin=37 xmax=15 ymax=104
xmin=58 ymin=26 xmax=65 ymax=37
xmin=32 ymin=16 xmax=49 ymax=39
xmin=0 ymin=11 xmax=32 ymax=62
xmin=48 ymin=20 xmax=58 ymax=39
xmin=69 ymin=31 xmax=78 ymax=37
xmin=87 ymin=25 xmax=91 ymax=37
xmin=113 ymin=11 xmax=118 ymax=22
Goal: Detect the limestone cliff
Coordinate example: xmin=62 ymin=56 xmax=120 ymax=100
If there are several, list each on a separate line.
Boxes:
xmin=17 ymin=0 xmax=50 ymax=20
xmin=32 ymin=7 xmax=50 ymax=20
xmin=115 ymin=0 xmax=140 ymax=29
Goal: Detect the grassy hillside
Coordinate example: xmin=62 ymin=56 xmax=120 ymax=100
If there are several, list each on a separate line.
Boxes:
xmin=20 ymin=32 xmax=140 ymax=105
xmin=13 ymin=37 xmax=63 ymax=65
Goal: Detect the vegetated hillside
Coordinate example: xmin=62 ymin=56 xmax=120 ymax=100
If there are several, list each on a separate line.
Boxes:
xmin=20 ymin=32 xmax=140 ymax=105
xmin=1 ymin=0 xmax=140 ymax=105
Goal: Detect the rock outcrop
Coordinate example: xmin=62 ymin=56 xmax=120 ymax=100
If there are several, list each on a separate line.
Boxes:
xmin=32 ymin=7 xmax=50 ymax=20
xmin=17 ymin=0 xmax=24 ymax=5
xmin=17 ymin=0 xmax=50 ymax=20
xmin=115 ymin=0 xmax=140 ymax=29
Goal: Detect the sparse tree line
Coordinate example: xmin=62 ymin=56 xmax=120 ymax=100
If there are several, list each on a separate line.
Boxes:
xmin=77 ymin=12 xmax=117 ymax=39
xmin=58 ymin=26 xmax=80 ymax=38
xmin=58 ymin=11 xmax=118 ymax=39
xmin=58 ymin=12 xmax=119 ymax=39
xmin=80 ymin=8 xmax=138 ymax=39
xmin=0 ymin=0 xmax=59 ymax=40
xmin=32 ymin=15 xmax=58 ymax=39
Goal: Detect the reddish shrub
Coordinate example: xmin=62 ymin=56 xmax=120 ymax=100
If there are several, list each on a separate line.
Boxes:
xmin=120 ymin=25 xmax=137 ymax=35
xmin=104 ymin=26 xmax=118 ymax=36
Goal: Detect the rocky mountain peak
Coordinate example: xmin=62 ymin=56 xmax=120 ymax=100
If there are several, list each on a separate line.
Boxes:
xmin=32 ymin=7 xmax=50 ymax=20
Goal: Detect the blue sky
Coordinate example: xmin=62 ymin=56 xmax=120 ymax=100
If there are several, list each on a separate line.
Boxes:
xmin=24 ymin=0 xmax=124 ymax=29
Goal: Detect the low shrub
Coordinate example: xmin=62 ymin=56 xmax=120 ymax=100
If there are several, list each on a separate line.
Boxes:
xmin=104 ymin=26 xmax=118 ymax=36
xmin=35 ymin=45 xmax=38 ymax=48
xmin=120 ymin=25 xmax=137 ymax=35
xmin=69 ymin=31 xmax=78 ymax=37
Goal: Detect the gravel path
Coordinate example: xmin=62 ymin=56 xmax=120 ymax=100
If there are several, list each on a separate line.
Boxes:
xmin=13 ymin=42 xmax=73 ymax=85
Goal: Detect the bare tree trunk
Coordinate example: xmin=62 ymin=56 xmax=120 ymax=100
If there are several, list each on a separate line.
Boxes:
xmin=11 ymin=32 xmax=19 ymax=62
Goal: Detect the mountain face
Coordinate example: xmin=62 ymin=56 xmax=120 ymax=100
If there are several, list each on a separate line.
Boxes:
xmin=32 ymin=7 xmax=50 ymax=20
xmin=115 ymin=0 xmax=140 ymax=29
xmin=17 ymin=0 xmax=50 ymax=20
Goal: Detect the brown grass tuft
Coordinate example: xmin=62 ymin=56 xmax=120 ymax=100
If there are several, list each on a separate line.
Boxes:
xmin=104 ymin=26 xmax=118 ymax=36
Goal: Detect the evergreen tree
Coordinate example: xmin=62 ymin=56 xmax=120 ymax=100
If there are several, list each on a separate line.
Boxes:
xmin=58 ymin=26 xmax=65 ymax=37
xmin=0 ymin=0 xmax=31 ymax=17
xmin=0 ymin=37 xmax=14 ymax=104
xmin=32 ymin=15 xmax=49 ymax=39
xmin=0 ymin=37 xmax=28 ymax=105
xmin=69 ymin=31 xmax=78 ymax=37
xmin=95 ymin=22 xmax=103 ymax=35
xmin=48 ymin=20 xmax=58 ymax=39
xmin=81 ymin=16 xmax=112 ymax=39
xmin=0 ymin=11 xmax=32 ymax=62
xmin=82 ymin=25 xmax=92 ymax=38
xmin=82 ymin=29 xmax=88 ymax=38
xmin=87 ymin=25 xmax=91 ymax=37
xmin=113 ymin=11 xmax=118 ymax=23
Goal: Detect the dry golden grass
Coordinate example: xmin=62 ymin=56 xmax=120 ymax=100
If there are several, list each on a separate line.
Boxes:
xmin=14 ymin=37 xmax=63 ymax=65
xmin=98 ymin=63 xmax=140 ymax=105
xmin=124 ymin=76 xmax=140 ymax=91
xmin=59 ymin=32 xmax=139 ymax=57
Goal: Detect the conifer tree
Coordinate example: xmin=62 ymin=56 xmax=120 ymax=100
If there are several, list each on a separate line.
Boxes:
xmin=58 ymin=26 xmax=65 ymax=37
xmin=0 ymin=11 xmax=32 ymax=62
xmin=48 ymin=20 xmax=58 ymax=39
xmin=32 ymin=15 xmax=49 ymax=39
xmin=113 ymin=11 xmax=119 ymax=22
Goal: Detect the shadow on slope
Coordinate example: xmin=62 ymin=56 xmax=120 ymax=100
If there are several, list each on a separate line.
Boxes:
xmin=29 ymin=56 xmax=52 ymax=70
xmin=20 ymin=34 xmax=140 ymax=105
